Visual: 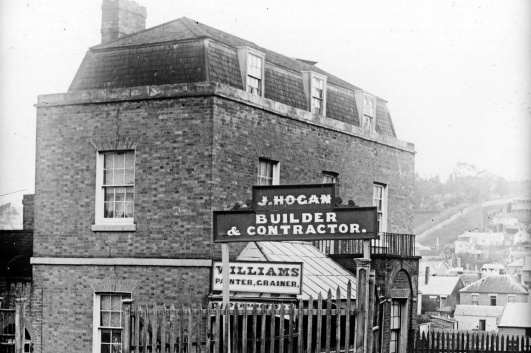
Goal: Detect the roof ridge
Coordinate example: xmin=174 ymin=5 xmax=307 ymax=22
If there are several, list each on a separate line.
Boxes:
xmin=180 ymin=17 xmax=208 ymax=38
xmin=91 ymin=17 xmax=196 ymax=50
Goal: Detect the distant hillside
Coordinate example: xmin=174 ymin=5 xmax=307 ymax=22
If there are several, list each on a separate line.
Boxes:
xmin=413 ymin=205 xmax=468 ymax=235
xmin=415 ymin=200 xmax=512 ymax=249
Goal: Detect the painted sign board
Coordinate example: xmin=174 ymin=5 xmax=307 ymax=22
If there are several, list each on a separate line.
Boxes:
xmin=212 ymin=261 xmax=303 ymax=295
xmin=213 ymin=184 xmax=378 ymax=242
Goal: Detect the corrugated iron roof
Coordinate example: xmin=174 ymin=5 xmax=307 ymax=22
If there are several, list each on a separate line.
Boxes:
xmin=418 ymin=276 xmax=463 ymax=296
xmin=236 ymin=241 xmax=356 ymax=300
xmin=498 ymin=303 xmax=531 ymax=328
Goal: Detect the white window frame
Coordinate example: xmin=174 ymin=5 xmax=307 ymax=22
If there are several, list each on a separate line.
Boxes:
xmin=257 ymin=158 xmax=279 ymax=185
xmin=92 ymin=292 xmax=132 ymax=353
xmin=390 ymin=299 xmax=407 ymax=353
xmin=354 ymin=91 xmax=377 ymax=132
xmin=322 ymin=171 xmax=339 ymax=185
xmin=471 ymin=293 xmax=479 ymax=305
xmin=237 ymin=47 xmax=266 ymax=97
xmin=373 ymin=183 xmax=388 ymax=232
xmin=489 ymin=294 xmax=497 ymax=306
xmin=507 ymin=294 xmax=516 ymax=303
xmin=92 ymin=150 xmax=136 ymax=232
xmin=302 ymin=71 xmax=327 ymax=116
xmin=362 ymin=94 xmax=376 ymax=131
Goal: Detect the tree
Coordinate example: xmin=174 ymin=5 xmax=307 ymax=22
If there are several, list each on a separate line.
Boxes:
xmin=494 ymin=177 xmax=508 ymax=198
xmin=0 ymin=202 xmax=19 ymax=229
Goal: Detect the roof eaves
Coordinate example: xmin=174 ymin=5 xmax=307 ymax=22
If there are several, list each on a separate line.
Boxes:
xmin=89 ymin=36 xmax=208 ymax=53
xmin=181 ymin=17 xmax=209 ymax=38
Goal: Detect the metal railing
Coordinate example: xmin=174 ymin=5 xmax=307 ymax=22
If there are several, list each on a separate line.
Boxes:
xmin=314 ymin=233 xmax=416 ymax=257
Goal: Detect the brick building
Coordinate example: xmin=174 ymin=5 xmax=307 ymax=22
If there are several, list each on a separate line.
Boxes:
xmin=28 ymin=1 xmax=418 ymax=352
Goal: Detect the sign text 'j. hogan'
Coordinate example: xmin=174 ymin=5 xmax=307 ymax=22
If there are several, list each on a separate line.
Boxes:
xmin=213 ymin=184 xmax=378 ymax=242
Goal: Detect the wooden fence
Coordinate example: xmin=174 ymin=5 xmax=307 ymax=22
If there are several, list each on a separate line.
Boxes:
xmin=412 ymin=330 xmax=531 ymax=353
xmin=123 ymin=286 xmax=357 ymax=353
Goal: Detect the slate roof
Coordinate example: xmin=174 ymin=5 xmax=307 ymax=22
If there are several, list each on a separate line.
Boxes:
xmin=420 ymin=260 xmax=452 ymax=276
xmin=454 ymin=304 xmax=504 ymax=318
xmin=69 ymin=17 xmax=397 ymax=138
xmin=497 ymin=303 xmax=531 ymax=328
xmin=419 ymin=276 xmax=463 ymax=296
xmin=236 ymin=241 xmax=356 ymax=300
xmin=459 ymin=275 xmax=528 ymax=294
xmin=507 ymin=258 xmax=524 ymax=268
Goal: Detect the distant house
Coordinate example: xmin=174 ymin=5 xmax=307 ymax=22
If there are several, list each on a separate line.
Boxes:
xmin=458 ymin=231 xmax=505 ymax=248
xmin=497 ymin=302 xmax=531 ymax=336
xmin=454 ymin=305 xmax=504 ymax=331
xmin=481 ymin=263 xmax=506 ymax=276
xmin=454 ymin=240 xmax=477 ymax=254
xmin=507 ymin=258 xmax=524 ymax=276
xmin=508 ymin=256 xmax=531 ymax=288
xmin=418 ymin=275 xmax=464 ymax=315
xmin=459 ymin=275 xmax=528 ymax=307
xmin=492 ymin=215 xmax=519 ymax=233
xmin=419 ymin=260 xmax=452 ymax=277
xmin=509 ymin=198 xmax=531 ymax=213
xmin=513 ymin=229 xmax=531 ymax=245
xmin=523 ymin=256 xmax=531 ymax=288
xmin=445 ymin=268 xmax=482 ymax=286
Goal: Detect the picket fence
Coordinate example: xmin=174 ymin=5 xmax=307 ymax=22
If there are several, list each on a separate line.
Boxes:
xmin=123 ymin=285 xmax=357 ymax=353
xmin=412 ymin=329 xmax=531 ymax=353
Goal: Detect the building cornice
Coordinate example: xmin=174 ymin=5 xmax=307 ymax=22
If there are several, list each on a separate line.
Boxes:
xmin=36 ymin=82 xmax=415 ymax=153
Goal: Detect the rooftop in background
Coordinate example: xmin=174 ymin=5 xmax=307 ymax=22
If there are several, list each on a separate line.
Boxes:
xmin=419 ymin=276 xmax=463 ymax=296
xmin=459 ymin=275 xmax=528 ymax=294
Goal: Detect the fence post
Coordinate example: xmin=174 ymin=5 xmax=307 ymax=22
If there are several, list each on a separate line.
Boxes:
xmin=354 ymin=258 xmax=371 ymax=353
xmin=122 ymin=299 xmax=133 ymax=353
xmin=15 ymin=298 xmax=25 ymax=353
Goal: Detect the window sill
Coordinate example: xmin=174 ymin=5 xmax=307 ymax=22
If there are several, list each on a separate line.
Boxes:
xmin=91 ymin=224 xmax=136 ymax=232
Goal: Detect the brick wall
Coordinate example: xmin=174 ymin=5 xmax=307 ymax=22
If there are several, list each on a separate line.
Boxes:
xmin=35 ymin=96 xmax=216 ymax=259
xmin=33 ymin=82 xmax=416 ymax=352
xmin=31 ymin=265 xmax=210 ymax=353
xmin=35 ymin=84 xmax=415 ymax=260
xmin=210 ymin=96 xmax=415 ymax=233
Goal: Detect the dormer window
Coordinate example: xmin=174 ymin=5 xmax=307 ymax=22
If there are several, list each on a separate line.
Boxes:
xmin=312 ymin=76 xmax=325 ymax=115
xmin=302 ymin=71 xmax=327 ymax=116
xmin=362 ymin=94 xmax=376 ymax=131
xmin=355 ymin=91 xmax=377 ymax=132
xmin=237 ymin=47 xmax=266 ymax=97
xmin=247 ymin=54 xmax=263 ymax=95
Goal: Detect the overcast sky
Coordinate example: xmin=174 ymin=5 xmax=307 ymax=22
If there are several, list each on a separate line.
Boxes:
xmin=1 ymin=0 xmax=530 ymax=207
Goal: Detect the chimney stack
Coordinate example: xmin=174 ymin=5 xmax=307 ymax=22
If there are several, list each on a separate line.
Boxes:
xmin=101 ymin=0 xmax=147 ymax=44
